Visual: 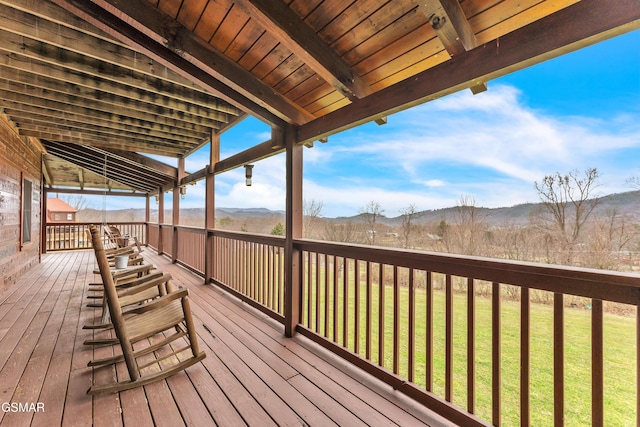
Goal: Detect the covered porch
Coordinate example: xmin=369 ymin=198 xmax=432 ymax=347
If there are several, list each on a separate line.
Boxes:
xmin=0 ymin=249 xmax=449 ymax=426
xmin=0 ymin=0 xmax=639 ymax=426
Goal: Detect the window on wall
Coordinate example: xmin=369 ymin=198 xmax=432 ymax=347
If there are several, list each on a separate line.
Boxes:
xmin=22 ymin=178 xmax=32 ymax=244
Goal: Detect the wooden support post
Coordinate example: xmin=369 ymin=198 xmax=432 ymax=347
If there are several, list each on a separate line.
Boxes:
xmin=157 ymin=188 xmax=164 ymax=255
xmin=284 ymin=125 xmax=302 ymax=337
xmin=144 ymin=194 xmax=150 ymax=246
xmin=172 ymin=157 xmax=184 ymax=263
xmin=204 ymin=131 xmax=219 ymax=284
xmin=41 ymin=186 xmax=47 ymax=255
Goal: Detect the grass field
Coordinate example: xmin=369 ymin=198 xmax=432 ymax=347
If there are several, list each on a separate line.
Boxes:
xmin=301 ymin=264 xmax=636 ymax=427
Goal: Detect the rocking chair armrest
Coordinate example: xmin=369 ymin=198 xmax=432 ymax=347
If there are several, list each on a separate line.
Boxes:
xmin=111 ymin=263 xmax=155 ymax=279
xmin=118 ymin=273 xmax=172 ymax=297
xmin=125 ymin=288 xmax=189 ymax=315
xmin=115 ymin=271 xmax=164 ymax=289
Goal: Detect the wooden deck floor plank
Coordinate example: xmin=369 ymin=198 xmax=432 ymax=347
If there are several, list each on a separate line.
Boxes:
xmin=1 ymin=286 xmax=76 ymax=427
xmin=33 ymin=252 xmax=94 ymax=426
xmin=142 ymin=380 xmax=187 ymax=427
xmin=182 ymin=357 xmax=249 ymax=427
xmin=0 ymin=251 xmax=458 ymax=427
xmin=64 ymin=256 xmax=109 ymax=427
xmin=0 ymin=252 xmax=81 ymax=425
xmin=186 ymin=288 xmax=373 ymax=426
xmin=92 ymin=330 xmax=125 ymax=427
xmin=0 ymin=251 xmax=74 ymax=349
xmin=150 ymin=252 xmax=439 ymax=427
xmin=188 ymin=284 xmax=393 ymax=426
xmin=164 ymin=364 xmax=217 ymax=426
xmin=159 ymin=255 xmax=446 ymax=427
xmin=109 ymin=336 xmax=155 ymax=427
xmin=193 ymin=313 xmax=339 ymax=427
xmin=192 ymin=320 xmax=288 ymax=425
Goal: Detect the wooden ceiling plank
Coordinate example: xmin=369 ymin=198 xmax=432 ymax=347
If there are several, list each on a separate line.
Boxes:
xmin=51 ymin=0 xmax=309 ymax=126
xmin=0 ymin=62 xmax=231 ymax=125
xmin=3 ymin=105 xmax=209 ymax=142
xmin=298 ymin=0 xmax=640 ymax=144
xmin=42 ymin=155 xmax=159 ymax=193
xmin=0 ymin=32 xmax=239 ymax=116
xmin=0 ymin=3 xmax=235 ymax=106
xmin=44 ymin=143 xmax=168 ymax=191
xmin=12 ymin=117 xmax=200 ymax=150
xmin=0 ymin=95 xmax=211 ymax=138
xmin=0 ymin=66 xmax=225 ymax=128
xmin=234 ymin=0 xmax=372 ymax=100
xmin=0 ymin=84 xmax=214 ymax=134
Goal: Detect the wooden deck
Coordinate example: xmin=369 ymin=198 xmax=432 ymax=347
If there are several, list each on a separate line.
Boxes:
xmin=0 ymin=250 xmax=455 ymax=426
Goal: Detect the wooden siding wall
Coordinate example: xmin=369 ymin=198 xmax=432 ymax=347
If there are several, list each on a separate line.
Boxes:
xmin=0 ymin=115 xmax=42 ymax=294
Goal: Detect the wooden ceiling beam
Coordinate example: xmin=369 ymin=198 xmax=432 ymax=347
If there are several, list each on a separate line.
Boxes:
xmin=235 ymin=0 xmax=372 ymax=100
xmin=101 ymin=149 xmax=178 ymax=180
xmin=22 ymin=131 xmax=185 ymax=157
xmin=46 ymin=187 xmax=147 ymax=197
xmin=78 ymin=168 xmax=84 ymax=190
xmin=298 ymin=0 xmax=640 ymax=144
xmin=41 ymin=158 xmax=53 ymax=187
xmin=50 ymin=0 xmax=298 ymax=127
xmin=419 ymin=0 xmax=487 ymax=94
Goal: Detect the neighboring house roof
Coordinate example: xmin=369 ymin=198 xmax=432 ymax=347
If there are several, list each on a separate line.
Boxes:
xmin=47 ymin=198 xmax=77 ymax=213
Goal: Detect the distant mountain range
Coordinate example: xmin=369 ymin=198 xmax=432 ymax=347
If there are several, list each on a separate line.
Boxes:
xmin=78 ymin=190 xmax=639 ymax=227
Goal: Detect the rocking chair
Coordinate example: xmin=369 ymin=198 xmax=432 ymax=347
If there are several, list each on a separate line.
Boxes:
xmin=87 ymin=225 xmax=205 ymax=394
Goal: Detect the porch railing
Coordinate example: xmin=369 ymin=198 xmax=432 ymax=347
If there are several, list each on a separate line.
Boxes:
xmin=44 ymin=222 xmax=146 ymax=251
xmin=150 ymin=227 xmax=639 ymax=426
xmin=210 ymin=230 xmax=285 ymax=322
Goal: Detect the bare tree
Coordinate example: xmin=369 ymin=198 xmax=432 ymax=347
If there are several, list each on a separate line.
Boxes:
xmin=582 ymin=209 xmax=638 ymax=270
xmin=360 ymin=200 xmax=384 ymax=245
xmin=534 ymin=168 xmax=600 ymax=263
xmin=442 ymin=195 xmax=488 ymax=255
xmin=323 ymin=221 xmax=363 ymax=244
xmin=59 ymin=194 xmax=90 ymax=210
xmin=399 ymin=204 xmax=418 ymax=249
xmin=303 ymin=199 xmax=324 ymax=238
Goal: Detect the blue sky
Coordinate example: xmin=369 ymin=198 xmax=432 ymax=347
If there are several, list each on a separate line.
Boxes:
xmin=68 ymin=30 xmax=640 ymax=218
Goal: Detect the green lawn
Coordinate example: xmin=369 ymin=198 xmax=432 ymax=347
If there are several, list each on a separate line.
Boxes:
xmin=301 ymin=261 xmax=636 ymax=426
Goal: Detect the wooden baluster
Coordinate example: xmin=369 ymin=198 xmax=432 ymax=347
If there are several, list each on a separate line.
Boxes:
xmin=445 ymin=274 xmax=453 ymax=402
xmin=467 ymin=277 xmax=475 ymax=414
xmin=492 ymin=282 xmax=501 ymax=426
xmin=408 ymin=268 xmax=415 ymax=383
xmin=592 ymin=299 xmax=604 ymax=427
xmin=521 ymin=286 xmax=530 ymax=427
xmin=554 ymin=293 xmax=564 ymax=427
